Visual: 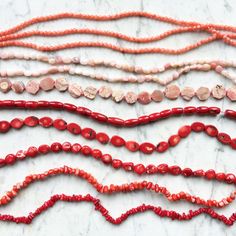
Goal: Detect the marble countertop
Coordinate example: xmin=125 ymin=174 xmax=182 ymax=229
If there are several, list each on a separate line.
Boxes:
xmin=0 ymin=0 xmax=236 ymax=235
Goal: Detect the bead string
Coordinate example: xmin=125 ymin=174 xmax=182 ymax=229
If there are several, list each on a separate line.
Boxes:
xmin=1 ymin=117 xmax=236 ymax=153
xmin=1 ymin=78 xmax=236 ymax=103
xmin=0 ymin=165 xmax=235 ymax=208
xmin=0 ymin=141 xmax=235 ymax=184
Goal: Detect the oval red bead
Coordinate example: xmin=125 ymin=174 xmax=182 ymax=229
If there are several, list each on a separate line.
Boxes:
xmin=112 ymin=159 xmax=122 ymax=169
xmin=10 ymin=118 xmax=24 ymax=129
xmin=24 ymin=116 xmax=39 ymax=127
xmin=39 ymin=117 xmax=53 ymax=128
xmin=81 ymin=145 xmax=92 ymax=155
xmin=125 ymin=141 xmax=139 ymax=152
xmin=169 ymin=165 xmax=182 ymax=175
xmin=134 ymin=164 xmax=146 ymax=175
xmin=91 ymin=149 xmax=102 ymax=159
xmin=0 ymin=121 xmax=11 ymax=133
xmin=168 ymin=135 xmax=181 ymax=146
xmin=110 ymin=135 xmax=125 ymax=147
xmin=101 ymin=154 xmax=112 ymax=164
xmin=67 ymin=123 xmax=81 ymax=135
xmin=191 ymin=122 xmax=205 ymax=132
xmin=183 ymin=106 xmax=196 ymax=114
xmin=96 ymin=132 xmax=109 ymax=144
xmin=38 ymin=144 xmax=51 ymax=154
xmin=81 ymin=128 xmax=96 ymax=140
xmin=71 ymin=143 xmax=82 ymax=153
xmin=156 ymin=141 xmax=169 ymax=153
xmin=205 ymin=125 xmax=218 ymax=137
xmin=53 ymin=119 xmax=67 ymax=130
xmin=178 ymin=125 xmax=191 ymax=138
xmin=217 ymin=133 xmax=231 ymax=144
xmin=139 ymin=142 xmax=155 ymax=154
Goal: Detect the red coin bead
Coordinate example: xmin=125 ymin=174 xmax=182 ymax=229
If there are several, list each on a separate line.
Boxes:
xmin=91 ymin=149 xmax=102 ymax=159
xmin=0 ymin=121 xmax=10 ymax=133
xmin=156 ymin=141 xmax=169 ymax=153
xmin=81 ymin=128 xmax=96 ymax=140
xmin=125 ymin=141 xmax=139 ymax=152
xmin=101 ymin=154 xmax=112 ymax=164
xmin=205 ymin=169 xmax=216 ymax=180
xmin=38 ymin=144 xmax=51 ymax=154
xmin=205 ymin=125 xmax=218 ymax=137
xmin=230 ymin=138 xmax=236 ymax=149
xmin=26 ymin=146 xmax=38 ymax=157
xmin=81 ymin=145 xmax=92 ymax=156
xmin=112 ymin=159 xmax=122 ymax=169
xmin=110 ymin=135 xmax=125 ymax=147
xmin=51 ymin=142 xmax=62 ymax=152
xmin=139 ymin=142 xmax=155 ymax=154
xmin=71 ymin=143 xmax=81 ymax=153
xmin=5 ymin=154 xmax=17 ymax=165
xmin=10 ymin=118 xmax=24 ymax=129
xmin=168 ymin=135 xmax=181 ymax=146
xmin=67 ymin=123 xmax=81 ymax=135
xmin=178 ymin=125 xmax=191 ymax=138
xmin=191 ymin=122 xmax=205 ymax=132
xmin=217 ymin=133 xmax=231 ymax=145
xmin=24 ymin=116 xmax=39 ymax=127
xmin=133 ymin=164 xmax=146 ymax=175
xmin=96 ymin=132 xmax=109 ymax=144
xmin=53 ymin=119 xmax=67 ymax=130
xmin=39 ymin=117 xmax=53 ymax=128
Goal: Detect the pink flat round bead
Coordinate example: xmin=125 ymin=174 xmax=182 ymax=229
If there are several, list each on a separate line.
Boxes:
xmin=112 ymin=90 xmax=124 ymax=103
xmin=196 ymin=87 xmax=210 ymax=101
xmin=84 ymin=86 xmax=97 ymax=100
xmin=125 ymin=92 xmax=138 ymax=104
xmin=40 ymin=77 xmax=55 ymax=91
xmin=138 ymin=91 xmax=151 ymax=104
xmin=99 ymin=86 xmax=112 ymax=98
xmin=11 ymin=81 xmax=25 ymax=94
xmin=151 ymin=90 xmax=164 ymax=102
xmin=0 ymin=78 xmax=11 ymax=93
xmin=164 ymin=85 xmax=180 ymax=100
xmin=181 ymin=87 xmax=195 ymax=101
xmin=212 ymin=85 xmax=226 ymax=100
xmin=227 ymin=87 xmax=236 ymax=101
xmin=55 ymin=78 xmax=68 ymax=91
xmin=68 ymin=83 xmax=83 ymax=98
xmin=26 ymin=80 xmax=40 ymax=95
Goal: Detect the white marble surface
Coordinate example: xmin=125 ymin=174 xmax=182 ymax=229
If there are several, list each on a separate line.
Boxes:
xmin=0 ymin=0 xmax=236 ymax=235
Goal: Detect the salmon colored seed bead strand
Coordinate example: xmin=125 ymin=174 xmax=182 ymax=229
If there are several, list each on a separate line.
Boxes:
xmin=1 ymin=117 xmax=236 ymax=153
xmin=0 ymin=101 xmax=227 ymax=127
xmin=0 ymin=192 xmax=236 ymax=226
xmin=1 ymin=141 xmax=236 ymax=185
xmin=0 ymin=165 xmax=236 ymax=208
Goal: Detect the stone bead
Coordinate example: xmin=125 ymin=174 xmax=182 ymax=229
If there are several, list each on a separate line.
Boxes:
xmin=98 ymin=86 xmax=112 ymax=98
xmin=138 ymin=91 xmax=151 ymax=104
xmin=212 ymin=85 xmax=226 ymax=100
xmin=151 ymin=90 xmax=164 ymax=102
xmin=83 ymin=86 xmax=97 ymax=100
xmin=125 ymin=92 xmax=138 ymax=104
xmin=196 ymin=87 xmax=210 ymax=101
xmin=39 ymin=77 xmax=55 ymax=91
xmin=55 ymin=77 xmax=69 ymax=91
xmin=112 ymin=90 xmax=124 ymax=103
xmin=0 ymin=78 xmax=11 ymax=93
xmin=11 ymin=81 xmax=25 ymax=94
xmin=227 ymin=87 xmax=236 ymax=101
xmin=26 ymin=80 xmax=40 ymax=94
xmin=181 ymin=87 xmax=195 ymax=101
xmin=68 ymin=83 xmax=83 ymax=98
xmin=164 ymin=85 xmax=180 ymax=100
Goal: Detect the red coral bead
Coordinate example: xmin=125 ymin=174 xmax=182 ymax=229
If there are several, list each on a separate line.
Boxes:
xmin=90 ymin=112 xmax=108 ymax=123
xmin=112 ymin=159 xmax=122 ymax=169
xmin=168 ymin=135 xmax=181 ymax=146
xmin=67 ymin=123 xmax=81 ymax=135
xmin=217 ymin=133 xmax=231 ymax=145
xmin=148 ymin=112 xmax=161 ymax=122
xmin=191 ymin=122 xmax=205 ymax=132
xmin=91 ymin=149 xmax=102 ymax=159
xmin=139 ymin=142 xmax=155 ymax=154
xmin=62 ymin=142 xmax=72 ymax=152
xmin=156 ymin=141 xmax=169 ymax=153
xmin=24 ymin=116 xmax=39 ymax=127
xmin=110 ymin=135 xmax=125 ymax=147
xmin=182 ymin=168 xmax=193 ymax=177
xmin=38 ymin=144 xmax=50 ymax=154
xmin=209 ymin=107 xmax=221 ymax=115
xmin=0 ymin=121 xmax=10 ymax=133
xmin=10 ymin=118 xmax=24 ymax=129
xmin=225 ymin=174 xmax=235 ymax=184
xmin=157 ymin=164 xmax=169 ymax=174
xmin=230 ymin=138 xmax=236 ymax=149
xmin=205 ymin=169 xmax=216 ymax=179
xmin=5 ymin=154 xmax=17 ymax=165
xmin=205 ymin=125 xmax=218 ymax=137
xmin=183 ymin=106 xmax=196 ymax=114
xmin=125 ymin=141 xmax=139 ymax=152
xmin=134 ymin=164 xmax=146 ymax=175
xmin=160 ymin=109 xmax=172 ymax=118
xmin=146 ymin=164 xmax=157 ymax=174
xmin=15 ymin=150 xmax=26 ymax=160
xmin=50 ymin=142 xmax=62 ymax=152
xmin=26 ymin=146 xmax=38 ymax=157
xmin=169 ymin=165 xmax=182 ymax=175
xmin=81 ymin=128 xmax=96 ymax=140
xmin=81 ymin=145 xmax=92 ymax=155
xmin=53 ymin=119 xmax=67 ymax=130
xmin=225 ymin=109 xmax=236 ymax=119
xmin=124 ymin=118 xmax=139 ymax=127
xmin=193 ymin=169 xmax=205 ymax=177
xmin=138 ymin=115 xmax=149 ymax=124
xmin=172 ymin=108 xmax=183 ymax=115
xmin=196 ymin=106 xmax=209 ymax=114
xmin=0 ymin=158 xmax=5 ymax=167
xmin=107 ymin=117 xmax=124 ymax=126
xmin=215 ymin=172 xmax=226 ymax=181
xmin=122 ymin=162 xmax=134 ymax=171
xmin=101 ymin=154 xmax=112 ymax=164
xmin=178 ymin=125 xmax=191 ymax=138
xmin=39 ymin=117 xmax=53 ymax=128
xmin=71 ymin=143 xmax=81 ymax=153
xmin=96 ymin=132 xmax=109 ymax=144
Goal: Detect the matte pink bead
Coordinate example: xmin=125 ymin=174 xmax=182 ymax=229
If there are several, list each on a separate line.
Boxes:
xmin=138 ymin=91 xmax=151 ymax=104
xmin=40 ymin=77 xmax=55 ymax=91
xmin=112 ymin=90 xmax=124 ymax=102
xmin=196 ymin=87 xmax=210 ymax=101
xmin=55 ymin=78 xmax=68 ymax=91
xmin=227 ymin=87 xmax=236 ymax=101
xmin=99 ymin=86 xmax=112 ymax=98
xmin=212 ymin=85 xmax=226 ymax=100
xmin=151 ymin=90 xmax=164 ymax=102
xmin=125 ymin=92 xmax=138 ymax=104
xmin=164 ymin=85 xmax=180 ymax=100
xmin=11 ymin=81 xmax=25 ymax=94
xmin=26 ymin=80 xmax=40 ymax=94
xmin=0 ymin=78 xmax=11 ymax=93
xmin=83 ymin=86 xmax=97 ymax=100
xmin=68 ymin=83 xmax=83 ymax=98
xmin=181 ymin=87 xmax=195 ymax=101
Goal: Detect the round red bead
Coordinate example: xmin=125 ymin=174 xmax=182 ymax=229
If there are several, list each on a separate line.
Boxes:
xmin=81 ymin=145 xmax=92 ymax=155
xmin=91 ymin=149 xmax=102 ymax=159
xmin=5 ymin=154 xmax=16 ymax=165
xmin=67 ymin=123 xmax=81 ymax=135
xmin=96 ymin=132 xmax=109 ymax=144
xmin=205 ymin=125 xmax=218 ymax=137
xmin=26 ymin=146 xmax=38 ymax=157
xmin=217 ymin=133 xmax=231 ymax=145
xmin=178 ymin=125 xmax=191 ymax=138
xmin=10 ymin=118 xmax=24 ymax=129
xmin=169 ymin=165 xmax=182 ymax=175
xmin=0 ymin=121 xmax=10 ymax=133
xmin=125 ymin=141 xmax=139 ymax=152
xmin=51 ymin=142 xmax=62 ymax=152
xmin=205 ymin=169 xmax=216 ymax=179
xmin=110 ymin=135 xmax=125 ymax=147
xmin=225 ymin=174 xmax=235 ymax=184
xmin=139 ymin=142 xmax=155 ymax=154
xmin=101 ymin=154 xmax=112 ymax=164
xmin=62 ymin=142 xmax=72 ymax=152
xmin=81 ymin=128 xmax=96 ymax=140
xmin=39 ymin=117 xmax=53 ymax=128
xmin=71 ymin=143 xmax=81 ymax=153
xmin=112 ymin=159 xmax=122 ymax=169
xmin=24 ymin=116 xmax=39 ymax=127
xmin=215 ymin=172 xmax=225 ymax=181
xmin=146 ymin=164 xmax=157 ymax=174
xmin=53 ymin=119 xmax=67 ymax=130
xmin=157 ymin=164 xmax=169 ymax=174
xmin=182 ymin=168 xmax=193 ymax=177
xmin=191 ymin=122 xmax=205 ymax=132
xmin=122 ymin=162 xmax=134 ymax=171
xmin=134 ymin=164 xmax=146 ymax=175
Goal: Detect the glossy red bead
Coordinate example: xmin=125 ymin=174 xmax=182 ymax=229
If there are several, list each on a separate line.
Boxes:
xmin=91 ymin=149 xmax=102 ymax=159
xmin=5 ymin=154 xmax=17 ymax=165
xmin=101 ymin=154 xmax=112 ymax=164
xmin=24 ymin=116 xmax=39 ymax=127
xmin=215 ymin=172 xmax=226 ymax=181
xmin=205 ymin=125 xmax=218 ymax=137
xmin=71 ymin=143 xmax=82 ymax=153
xmin=183 ymin=106 xmax=196 ymax=114
xmin=125 ymin=141 xmax=139 ymax=152
xmin=62 ymin=142 xmax=72 ymax=152
xmin=191 ymin=122 xmax=205 ymax=132
xmin=156 ymin=141 xmax=169 ymax=153
xmin=172 ymin=108 xmax=183 ymax=115
xmin=81 ymin=128 xmax=96 ymax=140
xmin=39 ymin=117 xmax=53 ymax=128
xmin=10 ymin=118 xmax=24 ymax=129
xmin=81 ymin=145 xmax=92 ymax=156
xmin=38 ymin=144 xmax=51 ymax=154
xmin=76 ymin=107 xmax=91 ymax=116
xmin=67 ymin=123 xmax=81 ymax=135
xmin=124 ymin=118 xmax=139 ymax=127
xmin=224 ymin=109 xmax=236 ymax=119
xmin=50 ymin=142 xmax=62 ymax=152
xmin=178 ymin=125 xmax=191 ymax=138
xmin=168 ymin=135 xmax=181 ymax=146
xmin=15 ymin=150 xmax=26 ymax=160
xmin=112 ymin=159 xmax=122 ymax=169
xmin=0 ymin=121 xmax=10 ymax=133
xmin=107 ymin=117 xmax=124 ymax=126
xmin=134 ymin=164 xmax=146 ymax=175
xmin=205 ymin=169 xmax=216 ymax=179
xmin=196 ymin=106 xmax=209 ymax=114
xmin=110 ymin=135 xmax=125 ymax=147
xmin=96 ymin=132 xmax=109 ymax=144
xmin=209 ymin=107 xmax=221 ymax=115
xmin=63 ymin=103 xmax=77 ymax=111
xmin=160 ymin=109 xmax=172 ymax=118
xmin=148 ymin=113 xmax=161 ymax=122
xmin=53 ymin=119 xmax=67 ymax=130
xmin=91 ymin=112 xmax=108 ymax=123
xmin=138 ymin=115 xmax=149 ymax=124
xmin=217 ymin=133 xmax=231 ymax=145
xmin=139 ymin=142 xmax=155 ymax=154
xmin=26 ymin=146 xmax=38 ymax=157
xmin=225 ymin=174 xmax=235 ymax=184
